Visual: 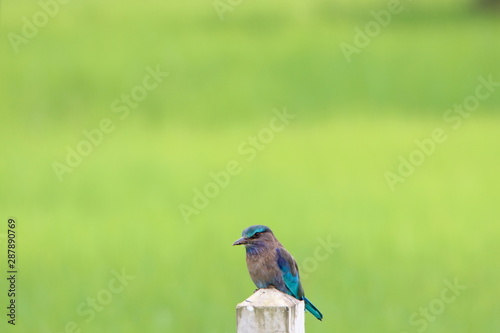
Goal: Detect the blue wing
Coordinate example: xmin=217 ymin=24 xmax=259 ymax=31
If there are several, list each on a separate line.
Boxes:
xmin=276 ymin=247 xmax=324 ymax=320
xmin=276 ymin=248 xmax=304 ymax=299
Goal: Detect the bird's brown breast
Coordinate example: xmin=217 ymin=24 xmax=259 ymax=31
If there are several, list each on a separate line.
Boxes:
xmin=246 ymin=248 xmax=281 ymax=288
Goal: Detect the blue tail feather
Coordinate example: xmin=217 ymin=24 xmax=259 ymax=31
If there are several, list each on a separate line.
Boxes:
xmin=304 ymin=296 xmax=323 ymax=320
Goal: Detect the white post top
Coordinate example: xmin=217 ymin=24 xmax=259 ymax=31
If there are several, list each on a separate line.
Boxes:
xmin=236 ymin=288 xmax=305 ymax=333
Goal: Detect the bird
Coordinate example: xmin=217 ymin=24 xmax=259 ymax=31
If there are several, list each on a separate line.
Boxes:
xmin=233 ymin=225 xmax=323 ymax=320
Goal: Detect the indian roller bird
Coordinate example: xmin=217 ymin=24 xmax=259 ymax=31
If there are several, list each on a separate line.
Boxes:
xmin=233 ymin=225 xmax=323 ymax=320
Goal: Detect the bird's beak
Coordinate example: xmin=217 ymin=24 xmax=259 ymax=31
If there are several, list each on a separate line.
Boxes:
xmin=233 ymin=237 xmax=248 ymax=246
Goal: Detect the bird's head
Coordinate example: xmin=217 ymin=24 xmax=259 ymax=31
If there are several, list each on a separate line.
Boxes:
xmin=233 ymin=225 xmax=275 ymax=249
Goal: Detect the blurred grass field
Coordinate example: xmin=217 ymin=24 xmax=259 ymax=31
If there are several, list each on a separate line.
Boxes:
xmin=1 ymin=0 xmax=500 ymax=332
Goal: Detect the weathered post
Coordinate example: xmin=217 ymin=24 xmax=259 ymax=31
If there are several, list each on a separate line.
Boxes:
xmin=236 ymin=288 xmax=305 ymax=333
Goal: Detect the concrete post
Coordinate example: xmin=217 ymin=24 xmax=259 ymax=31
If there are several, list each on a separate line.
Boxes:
xmin=236 ymin=288 xmax=305 ymax=333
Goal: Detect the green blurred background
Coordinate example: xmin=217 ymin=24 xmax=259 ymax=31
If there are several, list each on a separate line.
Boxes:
xmin=1 ymin=0 xmax=499 ymax=332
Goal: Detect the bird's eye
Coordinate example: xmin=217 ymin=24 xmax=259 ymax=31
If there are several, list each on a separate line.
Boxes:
xmin=251 ymin=232 xmax=260 ymax=238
